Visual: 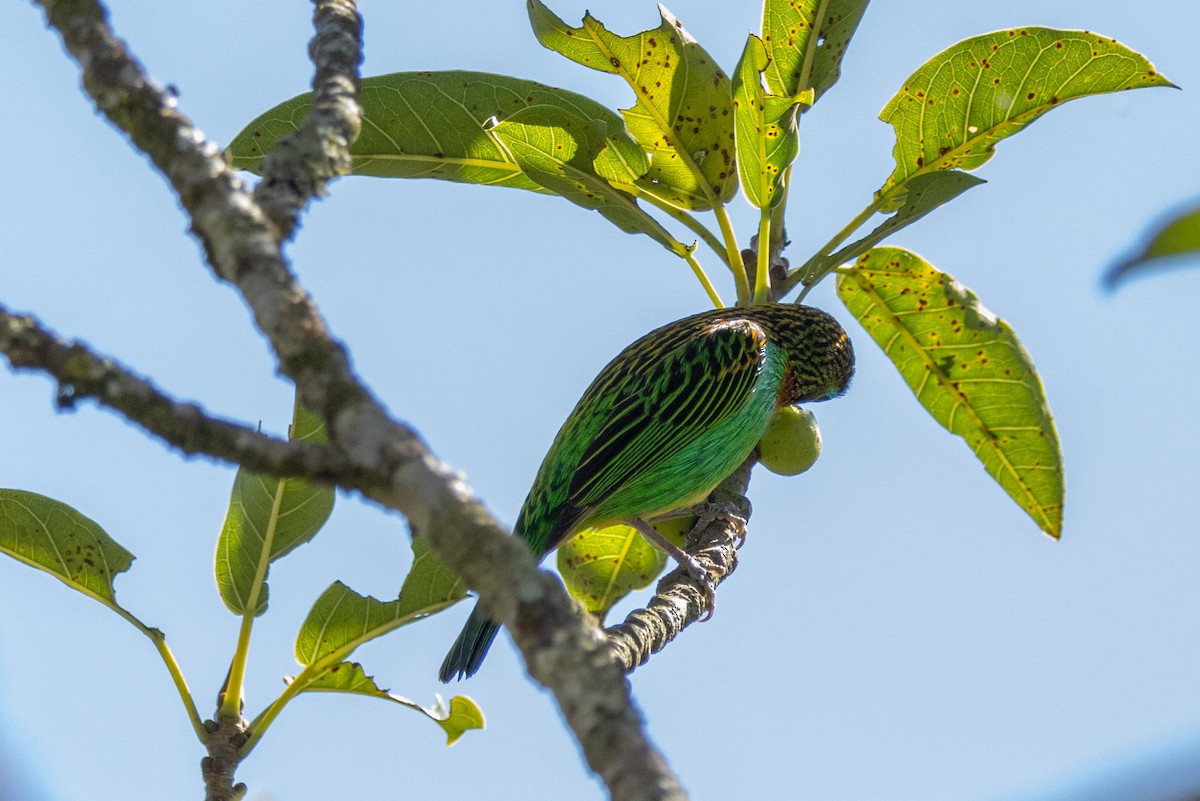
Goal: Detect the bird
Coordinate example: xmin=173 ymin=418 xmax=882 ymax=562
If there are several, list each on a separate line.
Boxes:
xmin=439 ymin=303 xmax=854 ymax=681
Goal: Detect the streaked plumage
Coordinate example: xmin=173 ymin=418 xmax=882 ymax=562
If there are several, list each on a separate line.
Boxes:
xmin=439 ymin=304 xmax=854 ymax=681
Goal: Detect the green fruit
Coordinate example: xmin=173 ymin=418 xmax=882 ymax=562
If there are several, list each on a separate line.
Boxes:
xmin=758 ymin=405 xmax=822 ymax=476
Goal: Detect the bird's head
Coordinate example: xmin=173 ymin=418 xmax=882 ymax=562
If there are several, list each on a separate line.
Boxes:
xmin=766 ymin=304 xmax=855 ymax=406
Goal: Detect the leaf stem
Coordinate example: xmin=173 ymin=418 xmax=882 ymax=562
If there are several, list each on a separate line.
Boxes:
xmin=753 ymin=209 xmax=771 ymax=305
xmin=684 ymin=249 xmax=726 ymax=309
xmin=109 ymin=605 xmax=208 ymax=742
xmin=632 ymin=188 xmax=729 ymax=267
xmin=613 ymin=183 xmax=729 ymax=308
xmin=792 ymin=194 xmax=888 ymax=301
xmin=219 ymin=478 xmax=287 ymax=720
xmin=241 ymin=667 xmax=314 ymax=757
xmin=712 ymin=204 xmax=748 ymax=305
xmin=769 ymin=166 xmax=792 ymax=242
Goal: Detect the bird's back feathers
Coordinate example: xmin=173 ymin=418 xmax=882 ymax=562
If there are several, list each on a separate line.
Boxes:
xmin=438 ymin=304 xmax=853 ymax=681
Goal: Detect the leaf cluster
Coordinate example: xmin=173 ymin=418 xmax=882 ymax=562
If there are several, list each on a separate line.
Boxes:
xmin=0 ymin=396 xmax=484 ymax=764
xmin=226 ymin=1 xmax=1171 ymax=611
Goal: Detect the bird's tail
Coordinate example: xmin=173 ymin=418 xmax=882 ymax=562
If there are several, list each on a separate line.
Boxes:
xmin=438 ymin=601 xmax=502 ymax=682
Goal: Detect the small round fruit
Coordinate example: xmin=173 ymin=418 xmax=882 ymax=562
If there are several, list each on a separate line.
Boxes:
xmin=758 ymin=405 xmax=822 ymax=476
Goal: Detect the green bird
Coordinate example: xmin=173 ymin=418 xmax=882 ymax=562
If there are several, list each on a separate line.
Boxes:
xmin=439 ymin=303 xmax=854 ymax=681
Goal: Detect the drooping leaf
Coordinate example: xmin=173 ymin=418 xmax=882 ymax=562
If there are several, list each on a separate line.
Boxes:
xmin=0 ymin=489 xmax=134 ymax=606
xmin=558 ymin=524 xmax=668 ymax=621
xmin=295 ymin=570 xmax=465 ymax=669
xmin=761 ymin=0 xmax=869 ymax=102
xmin=291 ymin=661 xmax=484 ymax=745
xmin=836 ymin=248 xmax=1063 ymax=538
xmin=1106 ymin=204 xmax=1200 ymax=288
xmin=490 ymin=106 xmax=686 ymax=254
xmin=528 ymin=0 xmax=738 ymax=210
xmin=228 ymin=70 xmax=644 ymax=194
xmin=792 ymin=171 xmax=985 ymax=290
xmin=732 ymin=34 xmax=804 ymax=210
xmin=879 ymin=28 xmax=1173 ymax=194
xmin=215 ymin=399 xmax=335 ymax=616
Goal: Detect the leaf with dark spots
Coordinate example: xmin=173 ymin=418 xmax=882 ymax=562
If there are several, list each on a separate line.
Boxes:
xmin=0 ymin=489 xmax=135 ymax=606
xmin=879 ymin=28 xmax=1174 ymax=193
xmin=527 ymin=0 xmax=737 ymax=210
xmin=837 ymin=248 xmax=1063 ymax=538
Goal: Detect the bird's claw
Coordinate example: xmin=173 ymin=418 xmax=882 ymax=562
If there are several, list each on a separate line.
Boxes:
xmin=694 ymin=505 xmax=748 ymax=549
xmin=631 ymin=516 xmax=724 ymax=620
xmin=676 ymin=552 xmax=718 ymax=620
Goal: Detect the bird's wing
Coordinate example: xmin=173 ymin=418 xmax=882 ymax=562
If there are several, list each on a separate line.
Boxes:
xmin=564 ymin=319 xmax=770 ymax=518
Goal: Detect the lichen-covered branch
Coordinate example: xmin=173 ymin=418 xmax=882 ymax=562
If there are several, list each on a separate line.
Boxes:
xmin=605 ymin=460 xmax=751 ymax=673
xmin=27 ymin=2 xmax=688 ymax=799
xmin=254 ymin=0 xmax=363 ymax=238
xmin=0 ymin=306 xmax=356 ymax=482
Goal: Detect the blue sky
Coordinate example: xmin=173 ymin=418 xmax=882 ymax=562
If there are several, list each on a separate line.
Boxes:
xmin=2 ymin=2 xmax=1199 ymax=800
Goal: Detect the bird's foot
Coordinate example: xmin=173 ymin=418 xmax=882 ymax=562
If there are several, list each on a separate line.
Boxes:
xmin=630 ymin=518 xmax=719 ymax=620
xmin=652 ymin=503 xmax=748 ymax=549
xmin=698 ymin=505 xmax=748 ymax=549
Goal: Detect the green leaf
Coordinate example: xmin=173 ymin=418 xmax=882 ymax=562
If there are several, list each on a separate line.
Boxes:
xmin=732 ymin=34 xmax=803 ymax=210
xmin=880 ymin=28 xmax=1174 ymax=193
xmin=293 ymin=661 xmax=484 ymax=746
xmin=1106 ymin=204 xmax=1200 ymax=288
xmin=796 ymin=171 xmax=985 ymax=286
xmin=528 ymin=0 xmax=737 ymax=210
xmin=395 ymin=536 xmax=469 ymax=615
xmin=761 ymin=0 xmax=869 ymax=102
xmin=295 ymin=543 xmax=466 ymax=668
xmin=557 ymin=524 xmax=668 ymax=621
xmin=490 ymin=106 xmax=686 ymax=254
xmin=228 ymin=70 xmax=643 ymax=194
xmin=0 ymin=489 xmax=134 ymax=607
xmin=0 ymin=491 xmax=208 ymax=741
xmin=836 ymin=248 xmax=1063 ymax=538
xmin=294 ymin=580 xmax=452 ymax=667
xmin=215 ymin=399 xmax=335 ymax=616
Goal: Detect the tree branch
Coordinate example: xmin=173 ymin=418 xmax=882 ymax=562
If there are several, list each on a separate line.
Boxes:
xmin=253 ymin=0 xmax=363 ymax=238
xmin=0 ymin=305 xmax=357 ymax=481
xmin=605 ymin=460 xmax=751 ymax=672
xmin=28 ymin=1 xmax=688 ymax=798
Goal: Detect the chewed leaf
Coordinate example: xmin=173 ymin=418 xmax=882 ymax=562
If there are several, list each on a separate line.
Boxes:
xmin=733 ymin=34 xmax=802 ymax=210
xmin=285 ymin=546 xmax=470 ymax=743
xmin=228 ymin=70 xmax=641 ymax=194
xmin=293 ymin=661 xmax=484 ymax=746
xmin=528 ymin=1 xmax=737 ymax=210
xmin=0 ymin=489 xmax=134 ymax=605
xmin=761 ymin=0 xmax=868 ymax=102
xmin=880 ymin=28 xmax=1174 ymax=191
xmin=836 ymin=248 xmax=1063 ymax=538
xmin=296 ymin=580 xmax=463 ymax=668
xmin=296 ymin=539 xmax=467 ymax=670
xmin=1106 ymin=204 xmax=1200 ymax=288
xmin=396 ymin=536 xmax=469 ymax=614
xmin=557 ymin=523 xmax=668 ymax=621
